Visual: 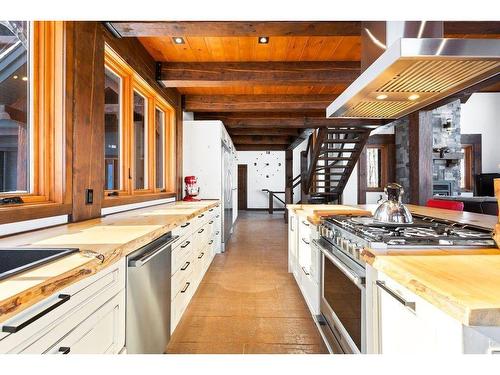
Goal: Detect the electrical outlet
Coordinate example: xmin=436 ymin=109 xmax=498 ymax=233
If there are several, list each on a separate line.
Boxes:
xmin=85 ymin=189 xmax=94 ymax=204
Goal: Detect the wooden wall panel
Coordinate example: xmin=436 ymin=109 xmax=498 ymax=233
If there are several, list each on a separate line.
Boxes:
xmin=409 ymin=112 xmax=434 ymax=206
xmin=70 ymin=22 xmax=105 ymax=222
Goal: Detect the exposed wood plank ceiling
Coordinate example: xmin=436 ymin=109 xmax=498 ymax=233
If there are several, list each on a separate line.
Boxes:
xmin=107 ymin=21 xmax=500 ymax=151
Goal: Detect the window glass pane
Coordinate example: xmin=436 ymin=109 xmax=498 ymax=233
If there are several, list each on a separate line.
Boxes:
xmin=367 ymin=147 xmax=381 ymax=188
xmin=0 ymin=21 xmax=29 ymax=193
xmin=104 ymin=67 xmax=121 ymax=190
xmin=155 ymin=108 xmax=165 ymax=189
xmin=133 ymin=91 xmax=147 ymax=189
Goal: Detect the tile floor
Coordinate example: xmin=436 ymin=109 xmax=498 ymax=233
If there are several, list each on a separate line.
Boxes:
xmin=166 ymin=211 xmax=328 ymax=354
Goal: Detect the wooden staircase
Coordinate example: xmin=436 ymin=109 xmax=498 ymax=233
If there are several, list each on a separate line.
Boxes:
xmin=302 ymin=127 xmax=371 ymax=203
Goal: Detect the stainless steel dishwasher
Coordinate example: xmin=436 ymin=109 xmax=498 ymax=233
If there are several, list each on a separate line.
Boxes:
xmin=126 ymin=232 xmax=179 ymax=354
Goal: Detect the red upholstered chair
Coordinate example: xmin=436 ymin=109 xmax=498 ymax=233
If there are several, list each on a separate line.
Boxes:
xmin=426 ymin=199 xmax=464 ymax=211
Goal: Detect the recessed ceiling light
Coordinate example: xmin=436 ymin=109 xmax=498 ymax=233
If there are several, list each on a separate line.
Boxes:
xmin=376 ymin=94 xmax=388 ymax=100
xmin=408 ymin=94 xmax=420 ymax=101
xmin=172 ymin=37 xmax=185 ymax=45
xmin=22 ymin=76 xmax=28 ymax=81
xmin=258 ymin=36 xmax=269 ymax=44
xmin=12 ymin=75 xmax=18 ymax=79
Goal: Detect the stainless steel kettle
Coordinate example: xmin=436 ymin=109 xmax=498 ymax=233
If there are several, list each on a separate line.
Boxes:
xmin=373 ymin=183 xmax=413 ymax=224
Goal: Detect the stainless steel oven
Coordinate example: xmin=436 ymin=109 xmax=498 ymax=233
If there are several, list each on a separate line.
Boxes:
xmin=316 ymin=238 xmax=366 ymax=354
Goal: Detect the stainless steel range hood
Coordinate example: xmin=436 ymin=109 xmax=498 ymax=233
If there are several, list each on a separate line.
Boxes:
xmin=326 ymin=22 xmax=500 ymax=120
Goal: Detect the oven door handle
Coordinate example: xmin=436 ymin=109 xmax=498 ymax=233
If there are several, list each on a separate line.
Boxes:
xmin=320 ymin=247 xmax=365 ymax=287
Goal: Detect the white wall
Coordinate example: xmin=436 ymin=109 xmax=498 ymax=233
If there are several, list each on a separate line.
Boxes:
xmin=342 ymin=163 xmax=358 ymax=205
xmin=461 ymin=93 xmax=500 ymax=174
xmin=236 ymin=151 xmax=285 ymax=209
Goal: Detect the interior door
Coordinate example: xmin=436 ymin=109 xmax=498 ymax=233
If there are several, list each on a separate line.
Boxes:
xmin=237 ymin=164 xmax=248 ymax=210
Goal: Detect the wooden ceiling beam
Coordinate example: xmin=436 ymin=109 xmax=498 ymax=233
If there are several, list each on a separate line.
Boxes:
xmin=159 ymin=61 xmax=359 ymax=87
xmin=194 ymin=112 xmax=385 ymax=128
xmin=231 ymin=135 xmax=292 ymax=145
xmin=444 ymin=21 xmax=500 ymax=37
xmin=228 ymin=128 xmax=302 ymax=136
xmin=107 ymin=21 xmax=500 ymax=38
xmin=107 ymin=21 xmax=362 ymax=37
xmin=184 ymin=94 xmax=338 ymax=112
xmin=235 ymin=144 xmax=289 ymax=151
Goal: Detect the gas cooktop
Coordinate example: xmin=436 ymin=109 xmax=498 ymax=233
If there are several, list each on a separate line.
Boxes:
xmin=319 ymin=215 xmax=496 ymax=266
xmin=325 ymin=215 xmax=495 ymax=246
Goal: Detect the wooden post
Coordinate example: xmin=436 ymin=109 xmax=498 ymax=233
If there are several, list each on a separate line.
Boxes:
xmin=408 ymin=111 xmax=433 ymax=206
xmin=268 ymin=191 xmax=274 ymax=214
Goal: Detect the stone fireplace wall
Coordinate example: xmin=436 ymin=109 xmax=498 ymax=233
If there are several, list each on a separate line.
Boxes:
xmin=431 ymin=100 xmax=462 ymax=196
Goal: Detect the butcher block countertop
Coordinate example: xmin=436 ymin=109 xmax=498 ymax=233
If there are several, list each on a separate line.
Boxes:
xmin=358 ymin=204 xmax=500 ymax=327
xmin=287 ymin=204 xmax=372 ymax=225
xmin=0 ymin=200 xmax=219 ymax=323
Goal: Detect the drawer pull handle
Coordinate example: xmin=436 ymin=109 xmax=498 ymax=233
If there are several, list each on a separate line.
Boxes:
xmin=209 ymin=208 xmax=214 ymax=212
xmin=58 ymin=347 xmax=71 ymax=354
xmin=301 ymin=238 xmax=310 ymax=245
xmin=181 ymin=262 xmax=191 ymax=271
xmin=181 ymin=282 xmax=191 ymax=293
xmin=198 ymin=228 xmax=205 ymax=234
xmin=216 ymin=215 xmax=220 ymax=218
xmin=198 ymin=214 xmax=205 ymax=218
xmin=2 ymin=294 xmax=71 ymax=334
xmin=302 ymin=220 xmax=310 ymax=227
xmin=181 ymin=241 xmax=191 ymax=248
xmin=209 ymin=220 xmax=214 ymax=224
xmin=216 ymin=231 xmax=220 ymax=235
xmin=198 ymin=252 xmax=205 ymax=259
xmin=376 ymin=280 xmax=416 ymax=312
xmin=181 ymin=222 xmax=191 ymax=228
xmin=301 ymin=266 xmax=310 ymax=276
xmin=208 ymin=240 xmax=214 ymax=245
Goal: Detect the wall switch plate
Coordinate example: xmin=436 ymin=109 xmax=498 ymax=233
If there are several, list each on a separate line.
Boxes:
xmin=85 ymin=189 xmax=94 ymax=204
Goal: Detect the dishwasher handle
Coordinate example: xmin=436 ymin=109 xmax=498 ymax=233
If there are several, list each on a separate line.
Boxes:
xmin=128 ymin=235 xmax=179 ymax=268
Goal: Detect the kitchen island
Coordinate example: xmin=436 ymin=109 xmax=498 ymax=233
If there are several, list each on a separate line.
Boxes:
xmin=287 ymin=203 xmax=500 ymax=354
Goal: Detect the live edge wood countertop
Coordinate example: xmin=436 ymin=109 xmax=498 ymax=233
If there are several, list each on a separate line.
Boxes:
xmin=359 ymin=204 xmax=500 ymax=327
xmin=0 ymin=200 xmax=220 ymax=324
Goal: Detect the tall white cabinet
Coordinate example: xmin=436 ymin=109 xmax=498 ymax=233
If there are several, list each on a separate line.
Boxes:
xmin=183 ymin=120 xmax=238 ymax=251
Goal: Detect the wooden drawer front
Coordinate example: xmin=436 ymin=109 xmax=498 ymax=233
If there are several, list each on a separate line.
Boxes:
xmin=0 ymin=259 xmax=125 ymax=353
xmin=299 ymin=219 xmax=312 ymax=238
xmin=172 ymin=238 xmax=195 ymax=275
xmin=171 ymin=255 xmax=195 ymax=301
xmin=21 ymin=291 xmax=125 ymax=354
xmin=171 ymin=274 xmax=196 ymax=333
xmin=172 ymin=219 xmax=196 ymax=240
xmin=195 ymin=225 xmax=209 ymax=250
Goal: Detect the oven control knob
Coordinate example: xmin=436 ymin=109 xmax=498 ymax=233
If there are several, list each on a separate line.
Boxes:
xmin=342 ymin=239 xmax=351 ymax=252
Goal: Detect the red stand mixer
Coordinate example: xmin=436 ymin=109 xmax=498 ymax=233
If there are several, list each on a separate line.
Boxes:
xmin=183 ymin=176 xmax=201 ymax=201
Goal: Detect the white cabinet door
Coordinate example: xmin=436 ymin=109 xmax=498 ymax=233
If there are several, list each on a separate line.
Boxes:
xmin=288 ymin=212 xmax=298 ymax=275
xmin=376 ymin=274 xmax=462 ymax=354
xmin=47 ymin=291 xmax=125 ymax=354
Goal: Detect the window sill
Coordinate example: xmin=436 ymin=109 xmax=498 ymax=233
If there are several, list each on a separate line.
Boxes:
xmin=0 ymin=202 xmax=72 ymax=225
xmin=102 ymin=192 xmax=177 ymax=208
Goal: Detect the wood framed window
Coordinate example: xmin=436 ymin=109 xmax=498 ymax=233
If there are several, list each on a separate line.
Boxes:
xmin=460 ymin=145 xmax=473 ymax=191
xmin=365 ymin=145 xmax=389 ymax=192
xmin=103 ymin=45 xmax=176 ymax=205
xmin=0 ymin=21 xmax=69 ymax=222
xmin=358 ymin=134 xmax=396 ymax=204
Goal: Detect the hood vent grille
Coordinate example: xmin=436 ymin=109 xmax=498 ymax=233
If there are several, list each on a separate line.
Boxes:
xmin=327 ymin=38 xmax=500 ymax=120
xmin=343 ymin=101 xmax=415 ymax=118
xmin=377 ymin=60 xmax=500 ymax=94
